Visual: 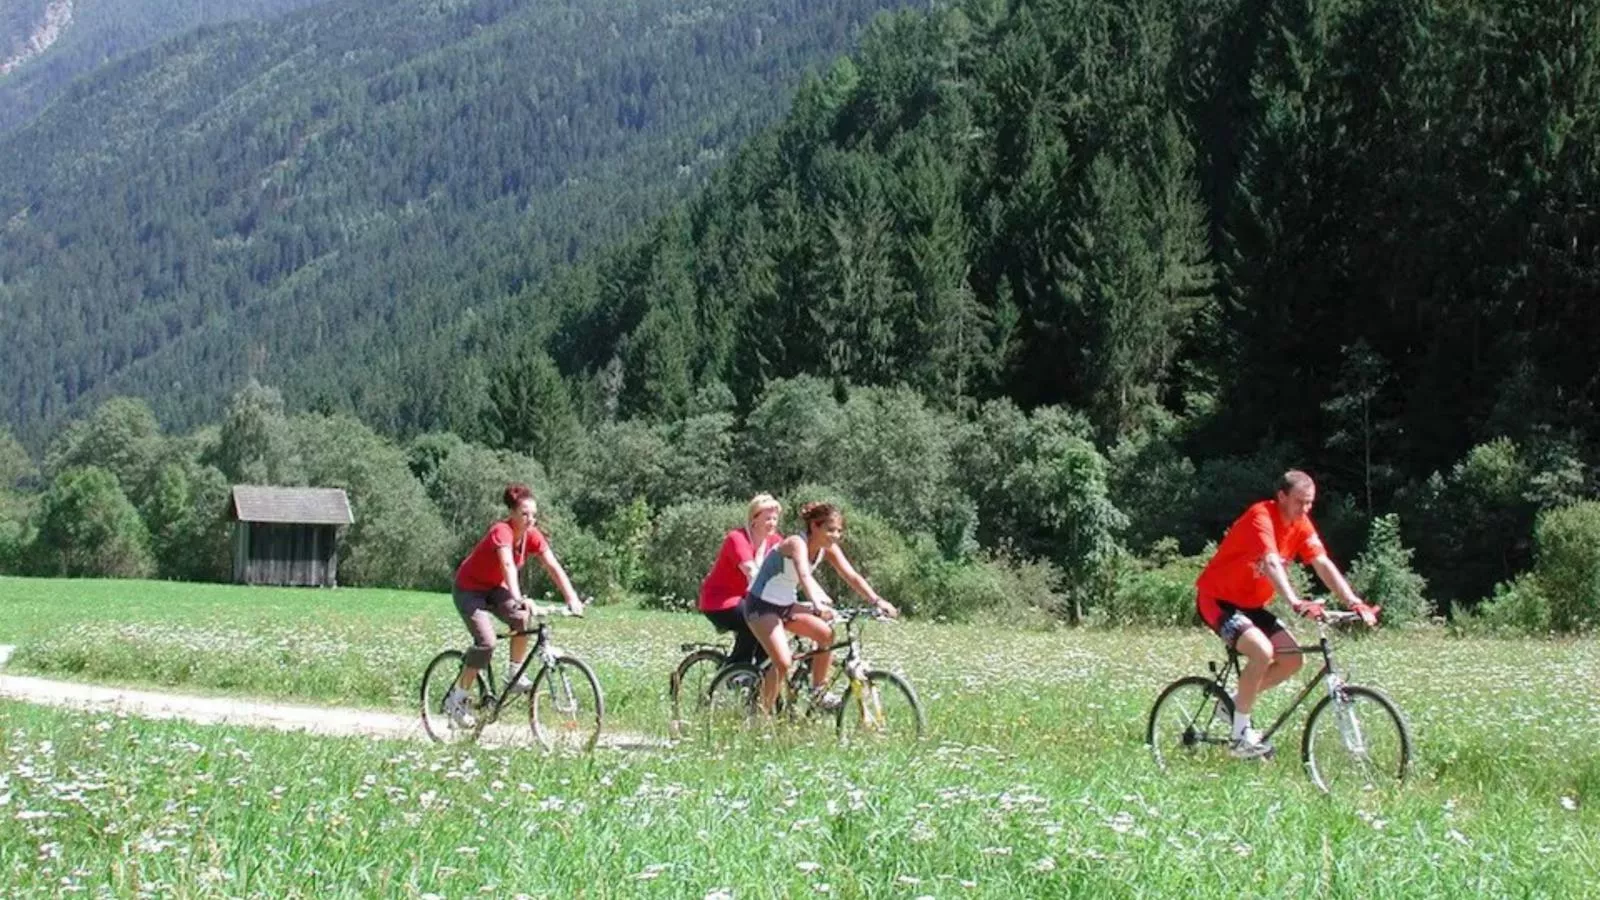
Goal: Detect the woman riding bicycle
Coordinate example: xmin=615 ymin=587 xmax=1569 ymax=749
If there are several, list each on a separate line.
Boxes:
xmin=698 ymin=493 xmax=783 ymax=666
xmin=444 ymin=483 xmax=585 ymax=727
xmin=742 ymin=501 xmax=898 ymax=714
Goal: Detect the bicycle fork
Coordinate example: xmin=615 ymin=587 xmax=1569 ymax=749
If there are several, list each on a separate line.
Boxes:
xmin=1324 ymin=673 xmax=1368 ymax=755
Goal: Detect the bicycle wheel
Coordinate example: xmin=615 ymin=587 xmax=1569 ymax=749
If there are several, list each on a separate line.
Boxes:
xmin=704 ymin=662 xmax=763 ymax=738
xmin=668 ymin=649 xmax=727 ymax=739
xmin=836 ymin=670 xmax=925 ymax=745
xmin=1146 ymin=676 xmax=1234 ymax=772
xmin=529 ymin=655 xmax=604 ymax=753
xmin=420 ymin=650 xmax=490 ymax=744
xmin=1301 ymin=684 xmax=1410 ymax=793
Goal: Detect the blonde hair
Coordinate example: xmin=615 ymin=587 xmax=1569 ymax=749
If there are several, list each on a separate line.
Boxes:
xmin=747 ymin=493 xmax=781 ymax=523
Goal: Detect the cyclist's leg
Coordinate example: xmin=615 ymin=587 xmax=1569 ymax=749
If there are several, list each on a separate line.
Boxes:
xmin=489 ymin=588 xmax=531 ymax=670
xmin=785 ymin=612 xmax=834 ymax=692
xmin=453 ymin=587 xmax=499 ymax=690
xmin=1229 ymin=621 xmax=1275 ymax=718
xmin=744 ymin=600 xmax=794 ymax=711
xmin=1256 ymin=622 xmax=1303 ymax=692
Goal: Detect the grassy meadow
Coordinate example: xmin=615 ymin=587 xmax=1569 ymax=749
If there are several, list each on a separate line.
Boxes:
xmin=0 ymin=576 xmax=1597 ymax=897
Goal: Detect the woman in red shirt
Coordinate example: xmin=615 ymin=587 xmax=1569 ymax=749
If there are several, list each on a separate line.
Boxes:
xmin=697 ymin=493 xmax=782 ymax=664
xmin=444 ymin=483 xmax=585 ymax=727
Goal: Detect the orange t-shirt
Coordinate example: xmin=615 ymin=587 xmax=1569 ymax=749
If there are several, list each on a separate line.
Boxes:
xmin=1195 ymin=500 xmax=1326 ymax=608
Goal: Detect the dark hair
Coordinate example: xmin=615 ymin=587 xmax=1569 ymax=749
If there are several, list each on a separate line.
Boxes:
xmin=1277 ymin=470 xmax=1314 ymax=495
xmin=503 ymin=483 xmax=534 ymax=509
xmin=798 ymin=501 xmax=841 ymax=531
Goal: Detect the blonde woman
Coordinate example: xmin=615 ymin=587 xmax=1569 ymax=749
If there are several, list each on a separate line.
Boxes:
xmin=697 ymin=494 xmax=783 ymax=664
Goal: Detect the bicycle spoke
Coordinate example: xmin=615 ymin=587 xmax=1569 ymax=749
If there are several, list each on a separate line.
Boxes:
xmin=1302 ymin=685 xmax=1410 ymax=793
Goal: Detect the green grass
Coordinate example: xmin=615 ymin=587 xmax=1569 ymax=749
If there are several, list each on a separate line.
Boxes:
xmin=1 ymin=576 xmax=1599 ymax=896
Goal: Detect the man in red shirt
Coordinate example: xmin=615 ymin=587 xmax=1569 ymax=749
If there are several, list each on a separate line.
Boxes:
xmin=1195 ymin=470 xmax=1377 ymax=757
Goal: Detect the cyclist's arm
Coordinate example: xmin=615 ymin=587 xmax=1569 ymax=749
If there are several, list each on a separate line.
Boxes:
xmin=1259 ymin=552 xmax=1310 ymax=613
xmin=789 ymin=538 xmax=834 ymax=610
xmin=1309 ymin=554 xmax=1362 ymax=608
xmin=498 ymin=544 xmax=524 ymax=601
xmin=822 ymin=545 xmax=894 ymax=615
xmin=535 ymin=546 xmax=585 ymax=613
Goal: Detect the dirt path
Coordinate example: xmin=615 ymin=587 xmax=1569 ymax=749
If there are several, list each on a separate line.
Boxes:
xmin=0 ymin=645 xmax=666 ymax=750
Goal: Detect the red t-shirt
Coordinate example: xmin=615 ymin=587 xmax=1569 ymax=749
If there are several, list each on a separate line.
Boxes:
xmin=455 ymin=521 xmax=548 ymax=592
xmin=1196 ymin=500 xmax=1326 ymax=609
xmin=698 ymin=528 xmax=781 ymax=613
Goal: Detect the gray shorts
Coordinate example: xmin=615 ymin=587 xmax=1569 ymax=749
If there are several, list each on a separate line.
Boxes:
xmin=453 ymin=586 xmax=530 ymax=665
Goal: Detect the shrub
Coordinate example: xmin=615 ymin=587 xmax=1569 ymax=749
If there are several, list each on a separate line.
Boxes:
xmin=1347 ymin=514 xmax=1431 ymax=625
xmin=1464 ymin=574 xmax=1551 ymax=636
xmin=30 ymin=467 xmax=155 ymax=578
xmin=1533 ymin=501 xmax=1600 ymax=633
xmin=640 ymin=499 xmax=748 ymax=612
xmin=1098 ymin=545 xmax=1206 ymax=628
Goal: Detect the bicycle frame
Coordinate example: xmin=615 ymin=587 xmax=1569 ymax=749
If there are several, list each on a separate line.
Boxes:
xmin=478 ymin=620 xmax=559 ymax=716
xmin=1207 ymin=620 xmax=1349 ymax=744
xmin=778 ymin=612 xmax=875 ymax=705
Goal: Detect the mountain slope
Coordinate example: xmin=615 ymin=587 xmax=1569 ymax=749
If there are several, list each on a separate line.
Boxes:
xmin=0 ymin=0 xmax=908 ymax=446
xmin=0 ymin=0 xmax=329 ymax=133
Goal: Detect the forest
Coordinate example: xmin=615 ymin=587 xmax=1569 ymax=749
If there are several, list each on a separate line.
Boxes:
xmin=2 ymin=0 xmax=1598 ymax=633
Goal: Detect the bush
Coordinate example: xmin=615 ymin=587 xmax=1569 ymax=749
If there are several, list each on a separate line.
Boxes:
xmin=1463 ymin=574 xmax=1551 ymax=636
xmin=30 ymin=467 xmax=155 ymax=578
xmin=1347 ymin=514 xmax=1431 ymax=625
xmin=1098 ymin=544 xmax=1206 ymax=628
xmin=921 ymin=552 xmax=1067 ymax=628
xmin=641 ymin=499 xmax=748 ymax=612
xmin=1533 ymin=501 xmax=1600 ymax=633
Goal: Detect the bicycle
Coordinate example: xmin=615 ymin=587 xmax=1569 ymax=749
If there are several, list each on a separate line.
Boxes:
xmin=1146 ymin=608 xmax=1410 ymax=792
xmin=703 ymin=607 xmax=925 ymax=744
xmin=419 ymin=605 xmax=603 ymax=752
xmin=667 ymin=636 xmax=733 ymax=740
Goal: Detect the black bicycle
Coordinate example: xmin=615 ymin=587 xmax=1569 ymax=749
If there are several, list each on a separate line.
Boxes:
xmin=703 ymin=607 xmax=925 ymax=744
xmin=420 ymin=605 xmax=603 ymax=752
xmin=1146 ymin=608 xmax=1411 ymax=792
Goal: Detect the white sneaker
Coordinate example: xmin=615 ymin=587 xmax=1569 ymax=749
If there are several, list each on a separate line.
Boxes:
xmin=443 ymin=687 xmax=477 ymax=729
xmin=505 ymin=670 xmax=534 ymax=695
xmin=1230 ymin=727 xmax=1273 ymax=759
xmin=810 ymin=687 xmax=843 ymax=712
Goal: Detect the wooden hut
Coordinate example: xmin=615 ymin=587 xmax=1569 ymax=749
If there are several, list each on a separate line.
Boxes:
xmin=229 ymin=485 xmax=353 ymax=587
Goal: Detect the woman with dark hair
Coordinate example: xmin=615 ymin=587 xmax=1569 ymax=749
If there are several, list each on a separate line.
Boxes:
xmin=443 ymin=483 xmax=585 ymax=727
xmin=742 ymin=501 xmax=898 ymax=713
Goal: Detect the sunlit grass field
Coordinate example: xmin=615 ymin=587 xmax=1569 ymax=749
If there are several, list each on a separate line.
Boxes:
xmin=1 ymin=576 xmax=1597 ymax=897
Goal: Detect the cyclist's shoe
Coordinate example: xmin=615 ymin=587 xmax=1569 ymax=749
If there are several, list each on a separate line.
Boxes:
xmin=1229 ymin=727 xmax=1273 ymax=760
xmin=443 ymin=687 xmax=478 ymax=729
xmin=810 ymin=688 xmax=844 ymax=712
xmin=505 ymin=670 xmax=535 ymax=695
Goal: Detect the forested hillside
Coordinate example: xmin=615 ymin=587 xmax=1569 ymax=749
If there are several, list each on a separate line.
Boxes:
xmin=0 ymin=0 xmax=329 ymax=132
xmin=2 ymin=0 xmax=1598 ymax=631
xmin=0 ymin=0 xmax=912 ymax=445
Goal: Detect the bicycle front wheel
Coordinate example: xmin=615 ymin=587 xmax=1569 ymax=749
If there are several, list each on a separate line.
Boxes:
xmin=529 ymin=655 xmax=604 ymax=753
xmin=1146 ymin=676 xmax=1234 ymax=772
xmin=837 ymin=670 xmax=925 ymax=745
xmin=668 ymin=649 xmax=727 ymax=739
xmin=1301 ymin=684 xmax=1410 ymax=793
xmin=420 ymin=650 xmax=489 ymax=745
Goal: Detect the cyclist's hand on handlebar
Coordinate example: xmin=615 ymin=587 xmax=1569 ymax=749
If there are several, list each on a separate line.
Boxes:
xmin=873 ymin=598 xmax=900 ymax=619
xmin=1349 ymin=600 xmax=1379 ymax=627
xmin=1291 ymin=598 xmax=1326 ymax=621
xmin=565 ymin=597 xmax=587 ymax=618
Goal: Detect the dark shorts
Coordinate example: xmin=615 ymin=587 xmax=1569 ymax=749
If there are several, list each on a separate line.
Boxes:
xmin=740 ymin=594 xmax=797 ymax=623
xmin=453 ymin=586 xmax=530 ymax=647
xmin=1198 ymin=596 xmax=1285 ymax=648
xmin=702 ymin=608 xmax=766 ymax=665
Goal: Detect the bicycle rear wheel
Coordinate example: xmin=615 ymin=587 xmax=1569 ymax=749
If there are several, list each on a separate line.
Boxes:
xmin=529 ymin=655 xmax=604 ymax=753
xmin=837 ymin=670 xmax=924 ymax=745
xmin=1301 ymin=684 xmax=1410 ymax=793
xmin=704 ymin=663 xmax=763 ymax=739
xmin=668 ymin=649 xmax=727 ymax=739
xmin=419 ymin=650 xmax=489 ymax=744
xmin=1146 ymin=676 xmax=1234 ymax=772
